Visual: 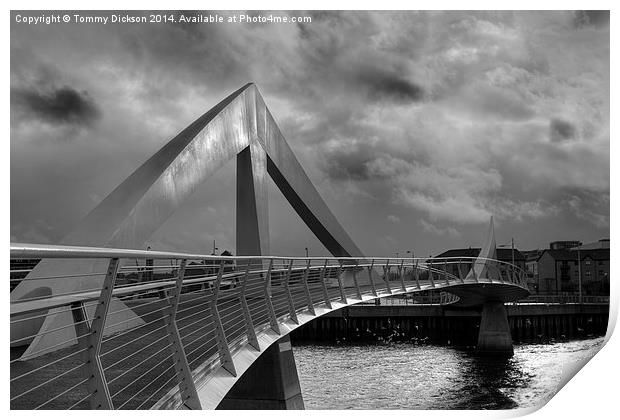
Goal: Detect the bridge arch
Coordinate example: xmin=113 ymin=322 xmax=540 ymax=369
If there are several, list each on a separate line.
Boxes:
xmin=12 ymin=83 xmax=365 ymax=359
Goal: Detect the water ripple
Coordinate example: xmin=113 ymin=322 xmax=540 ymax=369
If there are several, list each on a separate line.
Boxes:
xmin=294 ymin=337 xmax=604 ymax=409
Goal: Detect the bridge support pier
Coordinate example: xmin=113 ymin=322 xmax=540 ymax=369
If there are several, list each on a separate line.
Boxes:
xmin=477 ymin=301 xmax=513 ymax=357
xmin=217 ymin=336 xmax=304 ymax=409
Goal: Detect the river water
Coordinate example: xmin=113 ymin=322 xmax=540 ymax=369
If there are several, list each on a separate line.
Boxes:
xmin=293 ymin=337 xmax=605 ymax=409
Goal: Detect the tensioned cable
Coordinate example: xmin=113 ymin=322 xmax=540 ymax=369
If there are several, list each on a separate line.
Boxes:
xmin=10 ymin=331 xmax=92 ymax=363
xmin=134 ymin=368 xmax=178 ymax=410
xmin=110 ymin=354 xmax=174 ymax=400
xmin=11 ymin=362 xmax=86 ymax=402
xmin=33 ymin=377 xmax=89 ymax=410
xmin=11 ymin=347 xmax=87 ymax=382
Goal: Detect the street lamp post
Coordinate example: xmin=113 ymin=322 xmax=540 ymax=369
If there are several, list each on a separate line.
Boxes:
xmin=577 ymin=246 xmax=582 ymax=304
xmin=305 ymin=247 xmax=309 ymax=258
xmin=499 ymin=238 xmax=516 ymax=282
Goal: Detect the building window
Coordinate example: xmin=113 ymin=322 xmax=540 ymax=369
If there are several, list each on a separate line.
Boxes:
xmin=599 ymin=270 xmax=604 ymax=276
xmin=586 ymin=271 xmax=591 ymax=277
xmin=585 ymin=260 xmax=592 ymax=266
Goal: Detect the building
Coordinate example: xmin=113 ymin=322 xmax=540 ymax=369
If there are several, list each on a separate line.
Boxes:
xmin=521 ymin=250 xmax=544 ymax=293
xmin=549 ymin=240 xmax=582 ymax=250
xmin=434 ymin=248 xmax=525 ymax=268
xmin=577 ymin=238 xmax=609 ymax=250
xmin=433 ymin=248 xmax=526 ymax=284
xmin=536 ymin=248 xmax=609 ymax=295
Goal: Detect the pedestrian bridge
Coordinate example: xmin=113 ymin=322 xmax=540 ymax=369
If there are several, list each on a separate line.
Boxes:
xmin=10 ymin=243 xmax=528 ymax=409
xmin=10 ymin=83 xmax=529 ymax=409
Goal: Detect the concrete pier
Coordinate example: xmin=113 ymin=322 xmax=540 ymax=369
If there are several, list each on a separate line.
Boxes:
xmin=476 ymin=301 xmax=513 ymax=356
xmin=217 ymin=336 xmax=304 ymax=409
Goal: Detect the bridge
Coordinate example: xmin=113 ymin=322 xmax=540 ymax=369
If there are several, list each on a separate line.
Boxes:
xmin=10 ymin=83 xmax=529 ymax=410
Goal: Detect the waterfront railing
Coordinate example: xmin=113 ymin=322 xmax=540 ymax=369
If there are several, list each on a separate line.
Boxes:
xmin=10 ymin=242 xmax=528 ymax=410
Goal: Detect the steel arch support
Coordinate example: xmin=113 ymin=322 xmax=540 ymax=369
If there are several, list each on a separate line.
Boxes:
xmin=12 ymin=83 xmax=366 ymax=358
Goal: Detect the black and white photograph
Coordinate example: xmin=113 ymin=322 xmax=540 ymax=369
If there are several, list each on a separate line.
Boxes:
xmin=7 ymin=4 xmax=614 ymax=414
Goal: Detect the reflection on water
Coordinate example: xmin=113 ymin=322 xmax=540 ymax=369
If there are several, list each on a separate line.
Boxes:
xmin=293 ymin=337 xmax=604 ymax=409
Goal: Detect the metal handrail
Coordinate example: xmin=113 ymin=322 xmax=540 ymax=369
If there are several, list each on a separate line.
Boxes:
xmin=10 ymin=242 xmax=530 ymax=272
xmin=10 ymin=242 xmax=529 ymax=410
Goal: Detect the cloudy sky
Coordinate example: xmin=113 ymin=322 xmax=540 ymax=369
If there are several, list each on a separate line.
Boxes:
xmin=10 ymin=10 xmax=609 ymax=257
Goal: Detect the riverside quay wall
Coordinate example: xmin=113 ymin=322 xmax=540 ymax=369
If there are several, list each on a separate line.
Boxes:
xmin=290 ymin=303 xmax=610 ymax=346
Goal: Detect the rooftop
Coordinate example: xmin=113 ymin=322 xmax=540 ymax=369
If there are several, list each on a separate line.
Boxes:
xmin=434 ymin=248 xmax=525 ymax=261
xmin=539 ymin=248 xmax=609 ymax=262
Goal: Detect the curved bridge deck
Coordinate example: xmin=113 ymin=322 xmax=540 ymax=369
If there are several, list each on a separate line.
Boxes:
xmin=10 ymin=243 xmax=528 ymax=410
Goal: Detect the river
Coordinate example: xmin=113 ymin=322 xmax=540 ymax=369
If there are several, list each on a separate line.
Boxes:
xmin=293 ymin=337 xmax=605 ymax=409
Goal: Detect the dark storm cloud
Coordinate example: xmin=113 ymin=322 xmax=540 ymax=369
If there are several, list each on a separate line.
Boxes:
xmin=11 ymin=85 xmax=101 ymax=127
xmin=550 ymin=118 xmax=577 ymax=142
xmin=574 ymin=11 xmax=610 ymax=28
xmin=357 ymin=69 xmax=424 ymax=103
xmin=322 ymin=148 xmax=372 ymax=181
xmin=9 ymin=11 xmax=610 ymax=255
xmin=320 ymin=139 xmax=424 ymax=182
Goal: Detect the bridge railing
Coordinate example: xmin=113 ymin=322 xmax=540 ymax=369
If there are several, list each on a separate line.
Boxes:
xmin=10 ymin=243 xmax=528 ymax=410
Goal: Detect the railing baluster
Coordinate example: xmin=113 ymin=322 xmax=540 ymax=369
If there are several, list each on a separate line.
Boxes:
xmin=264 ymin=258 xmax=280 ymax=334
xmin=301 ymin=260 xmax=316 ymax=315
xmin=414 ymin=260 xmax=421 ymax=289
xmin=368 ymin=259 xmax=377 ymax=296
xmin=320 ymin=260 xmax=332 ymax=309
xmin=159 ymin=259 xmax=201 ymax=409
xmin=283 ymin=259 xmax=299 ymax=323
xmin=240 ymin=260 xmax=260 ymax=350
xmin=383 ymin=260 xmax=392 ymax=294
xmin=10 ymin=243 xmax=534 ymax=411
xmin=210 ymin=261 xmax=236 ymax=376
xmin=472 ymin=261 xmax=479 ymax=283
xmin=352 ymin=261 xmax=362 ymax=300
xmin=71 ymin=257 xmax=119 ymax=409
xmin=337 ymin=261 xmax=347 ymax=304
xmin=428 ymin=262 xmax=435 ymax=288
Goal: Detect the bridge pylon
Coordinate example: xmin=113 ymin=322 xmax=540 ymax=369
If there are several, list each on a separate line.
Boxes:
xmin=468 ymin=216 xmax=514 ymax=356
xmin=477 ymin=301 xmax=513 ymax=356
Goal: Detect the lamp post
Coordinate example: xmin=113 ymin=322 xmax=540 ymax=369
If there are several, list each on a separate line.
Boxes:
xmin=577 ymin=245 xmax=582 ymax=304
xmin=405 ymin=251 xmax=413 ymax=300
xmin=305 ymin=247 xmax=309 ymax=258
xmin=499 ymin=238 xmax=516 ymax=283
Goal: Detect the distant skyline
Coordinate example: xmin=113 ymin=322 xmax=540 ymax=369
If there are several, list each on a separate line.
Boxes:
xmin=10 ymin=10 xmax=609 ymax=257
